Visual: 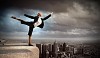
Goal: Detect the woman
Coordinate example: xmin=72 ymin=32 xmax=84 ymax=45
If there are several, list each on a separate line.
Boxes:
xmin=11 ymin=12 xmax=53 ymax=46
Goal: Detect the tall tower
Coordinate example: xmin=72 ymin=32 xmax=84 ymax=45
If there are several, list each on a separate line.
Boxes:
xmin=53 ymin=41 xmax=58 ymax=58
xmin=42 ymin=44 xmax=46 ymax=58
xmin=48 ymin=44 xmax=52 ymax=57
xmin=36 ymin=44 xmax=42 ymax=58
xmin=63 ymin=42 xmax=66 ymax=52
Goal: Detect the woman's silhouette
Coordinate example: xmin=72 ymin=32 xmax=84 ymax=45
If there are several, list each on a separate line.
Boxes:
xmin=11 ymin=12 xmax=53 ymax=46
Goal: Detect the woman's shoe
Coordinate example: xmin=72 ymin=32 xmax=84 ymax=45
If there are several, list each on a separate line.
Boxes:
xmin=28 ymin=44 xmax=33 ymax=46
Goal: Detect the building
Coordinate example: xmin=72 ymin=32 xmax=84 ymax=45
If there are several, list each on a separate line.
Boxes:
xmin=52 ymin=41 xmax=58 ymax=58
xmin=36 ymin=44 xmax=42 ymax=58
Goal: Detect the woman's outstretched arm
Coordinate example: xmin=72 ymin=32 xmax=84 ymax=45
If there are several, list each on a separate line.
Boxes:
xmin=42 ymin=12 xmax=53 ymax=20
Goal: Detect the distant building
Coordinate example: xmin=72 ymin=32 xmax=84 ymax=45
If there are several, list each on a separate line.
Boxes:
xmin=48 ymin=44 xmax=53 ymax=57
xmin=42 ymin=44 xmax=46 ymax=58
xmin=48 ymin=44 xmax=52 ymax=52
xmin=66 ymin=45 xmax=69 ymax=52
xmin=73 ymin=45 xmax=83 ymax=55
xmin=36 ymin=44 xmax=42 ymax=58
xmin=73 ymin=47 xmax=78 ymax=55
xmin=59 ymin=44 xmax=63 ymax=52
xmin=63 ymin=42 xmax=66 ymax=52
xmin=52 ymin=41 xmax=58 ymax=58
xmin=46 ymin=50 xmax=49 ymax=58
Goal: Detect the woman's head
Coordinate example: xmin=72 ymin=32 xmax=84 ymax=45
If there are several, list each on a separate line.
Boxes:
xmin=37 ymin=13 xmax=42 ymax=17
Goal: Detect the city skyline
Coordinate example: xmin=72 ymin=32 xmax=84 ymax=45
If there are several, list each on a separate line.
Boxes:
xmin=36 ymin=41 xmax=99 ymax=58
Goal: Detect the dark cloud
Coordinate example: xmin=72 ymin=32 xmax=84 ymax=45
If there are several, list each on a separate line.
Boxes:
xmin=0 ymin=0 xmax=100 ymax=13
xmin=0 ymin=0 xmax=72 ymax=13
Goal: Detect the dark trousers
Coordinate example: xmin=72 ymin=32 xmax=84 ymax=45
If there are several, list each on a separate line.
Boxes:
xmin=21 ymin=20 xmax=34 ymax=36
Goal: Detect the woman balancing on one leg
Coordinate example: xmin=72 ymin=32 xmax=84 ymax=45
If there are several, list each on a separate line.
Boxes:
xmin=11 ymin=12 xmax=53 ymax=46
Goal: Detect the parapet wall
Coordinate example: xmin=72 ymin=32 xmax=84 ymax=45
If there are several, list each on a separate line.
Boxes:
xmin=0 ymin=46 xmax=39 ymax=58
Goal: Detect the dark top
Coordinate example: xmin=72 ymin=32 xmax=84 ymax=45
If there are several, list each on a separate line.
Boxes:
xmin=24 ymin=14 xmax=51 ymax=28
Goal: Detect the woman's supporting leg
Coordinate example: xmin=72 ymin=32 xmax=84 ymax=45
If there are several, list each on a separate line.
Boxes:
xmin=28 ymin=35 xmax=32 ymax=46
xmin=28 ymin=27 xmax=34 ymax=46
xmin=11 ymin=16 xmax=34 ymax=46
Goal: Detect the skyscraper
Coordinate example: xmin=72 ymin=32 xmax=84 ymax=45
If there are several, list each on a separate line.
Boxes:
xmin=42 ymin=44 xmax=46 ymax=58
xmin=63 ymin=42 xmax=66 ymax=52
xmin=53 ymin=41 xmax=58 ymax=58
xmin=36 ymin=44 xmax=42 ymax=58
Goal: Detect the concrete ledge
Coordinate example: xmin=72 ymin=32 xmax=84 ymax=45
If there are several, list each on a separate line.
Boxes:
xmin=0 ymin=46 xmax=39 ymax=58
xmin=0 ymin=49 xmax=32 ymax=58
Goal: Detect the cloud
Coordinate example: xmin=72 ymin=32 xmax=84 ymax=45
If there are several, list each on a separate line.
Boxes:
xmin=0 ymin=0 xmax=100 ymax=39
xmin=1 ymin=0 xmax=99 ymax=13
xmin=0 ymin=28 xmax=98 ymax=40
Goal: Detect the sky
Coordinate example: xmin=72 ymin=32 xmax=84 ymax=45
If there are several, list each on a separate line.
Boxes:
xmin=0 ymin=0 xmax=100 ymax=41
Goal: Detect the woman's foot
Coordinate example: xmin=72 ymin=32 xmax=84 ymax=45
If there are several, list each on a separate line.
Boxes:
xmin=11 ymin=16 xmax=22 ymax=21
xmin=11 ymin=16 xmax=17 ymax=19
xmin=28 ymin=44 xmax=33 ymax=46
